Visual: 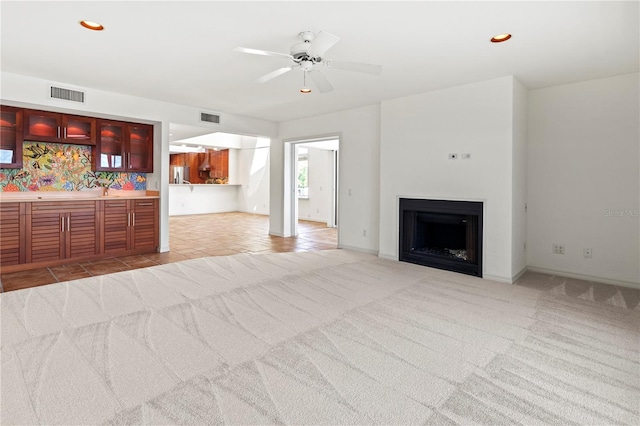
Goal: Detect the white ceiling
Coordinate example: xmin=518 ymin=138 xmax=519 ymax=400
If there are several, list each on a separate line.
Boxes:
xmin=1 ymin=1 xmax=638 ymax=123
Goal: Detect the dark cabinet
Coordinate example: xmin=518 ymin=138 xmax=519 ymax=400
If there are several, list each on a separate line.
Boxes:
xmin=95 ymin=120 xmax=126 ymax=171
xmin=23 ymin=110 xmax=96 ymax=145
xmin=27 ymin=201 xmax=99 ymax=264
xmin=0 ymin=106 xmax=23 ymax=168
xmin=128 ymin=124 xmax=153 ymax=172
xmin=102 ymin=198 xmax=158 ymax=254
xmin=96 ymin=120 xmax=153 ymax=172
xmin=1 ymin=105 xmax=153 ymax=172
xmin=130 ymin=199 xmax=158 ymax=250
xmin=0 ymin=203 xmax=25 ymax=266
xmin=1 ymin=197 xmax=158 ymax=273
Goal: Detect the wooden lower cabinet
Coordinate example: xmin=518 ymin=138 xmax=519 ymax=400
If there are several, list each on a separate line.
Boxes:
xmin=0 ymin=197 xmax=158 ymax=273
xmin=102 ymin=198 xmax=158 ymax=254
xmin=27 ymin=201 xmax=99 ymax=263
xmin=0 ymin=203 xmax=25 ymax=267
xmin=102 ymin=199 xmax=129 ymax=253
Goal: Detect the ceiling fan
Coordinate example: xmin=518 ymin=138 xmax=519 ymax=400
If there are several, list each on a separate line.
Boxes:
xmin=234 ymin=31 xmax=382 ymax=93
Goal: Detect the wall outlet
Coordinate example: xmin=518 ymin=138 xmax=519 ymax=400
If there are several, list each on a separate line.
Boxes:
xmin=583 ymin=248 xmax=593 ymax=258
xmin=362 ymin=229 xmax=367 ymax=237
xmin=552 ymin=244 xmax=565 ymax=254
xmin=448 ymin=153 xmax=458 ymax=160
xmin=461 ymin=153 xmax=471 ymax=159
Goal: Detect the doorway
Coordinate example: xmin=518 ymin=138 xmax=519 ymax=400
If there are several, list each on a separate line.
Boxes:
xmin=284 ymin=136 xmax=339 ymax=240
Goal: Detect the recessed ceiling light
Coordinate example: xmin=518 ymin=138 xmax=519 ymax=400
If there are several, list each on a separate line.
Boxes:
xmin=80 ymin=20 xmax=104 ymax=31
xmin=491 ymin=33 xmax=511 ymax=43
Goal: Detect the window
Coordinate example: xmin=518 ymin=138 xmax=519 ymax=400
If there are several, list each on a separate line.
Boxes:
xmin=297 ymin=148 xmax=308 ymax=199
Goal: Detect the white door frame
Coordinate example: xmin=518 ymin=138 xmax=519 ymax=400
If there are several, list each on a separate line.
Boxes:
xmin=283 ymin=134 xmax=340 ymax=238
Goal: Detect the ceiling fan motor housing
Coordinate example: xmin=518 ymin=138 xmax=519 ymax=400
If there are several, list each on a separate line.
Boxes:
xmin=290 ymin=42 xmax=310 ymax=60
xmin=291 ymin=31 xmax=322 ymax=62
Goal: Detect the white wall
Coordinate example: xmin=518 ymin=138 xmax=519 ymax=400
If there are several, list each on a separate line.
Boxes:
xmin=272 ymin=104 xmax=380 ymax=253
xmin=527 ymin=73 xmax=640 ymax=287
xmin=1 ymin=72 xmax=277 ymax=252
xmin=379 ymin=76 xmax=517 ymax=282
xmin=512 ymin=78 xmax=528 ymax=280
xmin=237 ymin=137 xmax=270 ymax=215
xmin=298 ymin=147 xmax=334 ymax=224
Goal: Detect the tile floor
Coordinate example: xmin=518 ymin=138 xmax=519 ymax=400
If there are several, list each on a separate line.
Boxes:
xmin=0 ymin=212 xmax=337 ymax=293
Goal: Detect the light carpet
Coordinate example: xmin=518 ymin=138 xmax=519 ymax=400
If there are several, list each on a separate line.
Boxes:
xmin=1 ymin=250 xmax=638 ymax=425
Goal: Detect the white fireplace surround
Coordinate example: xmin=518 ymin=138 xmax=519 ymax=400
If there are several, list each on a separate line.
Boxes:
xmin=379 ymin=76 xmax=528 ymax=283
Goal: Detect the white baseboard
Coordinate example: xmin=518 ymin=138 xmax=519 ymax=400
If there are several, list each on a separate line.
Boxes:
xmin=377 ymin=252 xmax=397 ymax=261
xmin=526 ymin=265 xmax=640 ymax=290
xmin=511 ymin=266 xmax=528 ymax=283
xmin=238 ymin=210 xmax=269 ymax=216
xmin=483 ymin=273 xmax=514 ymax=283
xmin=268 ymin=231 xmax=284 ymax=237
xmin=159 ymin=245 xmax=170 ymax=253
xmin=338 ymin=244 xmax=379 ymax=256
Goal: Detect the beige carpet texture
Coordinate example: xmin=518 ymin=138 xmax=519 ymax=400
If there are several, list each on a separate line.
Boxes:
xmin=1 ymin=250 xmax=638 ymax=425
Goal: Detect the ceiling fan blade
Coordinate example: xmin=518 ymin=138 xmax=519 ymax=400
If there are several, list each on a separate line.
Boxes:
xmin=309 ymin=70 xmax=333 ymax=93
xmin=254 ymin=67 xmax=292 ymax=84
xmin=234 ymin=47 xmax=293 ymax=59
xmin=309 ymin=31 xmax=340 ymax=57
xmin=326 ymin=60 xmax=382 ymax=75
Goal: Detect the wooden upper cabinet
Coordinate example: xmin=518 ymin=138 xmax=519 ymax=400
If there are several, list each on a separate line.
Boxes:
xmin=96 ymin=120 xmax=153 ymax=172
xmin=0 ymin=106 xmax=23 ymax=168
xmin=127 ymin=123 xmax=153 ymax=172
xmin=95 ymin=120 xmax=126 ymax=171
xmin=23 ymin=109 xmax=96 ymax=145
xmin=62 ymin=114 xmax=96 ymax=144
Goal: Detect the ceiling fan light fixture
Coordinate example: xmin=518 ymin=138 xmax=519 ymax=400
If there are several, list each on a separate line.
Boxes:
xmin=491 ymin=33 xmax=511 ymax=43
xmin=80 ymin=20 xmax=104 ymax=31
xmin=300 ymin=71 xmax=312 ymax=94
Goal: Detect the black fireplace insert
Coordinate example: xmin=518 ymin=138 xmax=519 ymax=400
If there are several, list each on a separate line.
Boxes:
xmin=399 ymin=198 xmax=483 ymax=277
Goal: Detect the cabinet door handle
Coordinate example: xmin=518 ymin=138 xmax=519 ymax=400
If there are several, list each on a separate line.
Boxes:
xmin=67 ymin=216 xmax=70 ymax=232
xmin=60 ymin=216 xmax=64 ymax=232
xmin=57 ymin=126 xmax=61 ymax=138
xmin=138 ymin=202 xmax=153 ymax=206
xmin=63 ymin=127 xmax=67 ymax=139
xmin=132 ymin=212 xmax=135 ymax=227
xmin=127 ymin=212 xmax=130 ymax=227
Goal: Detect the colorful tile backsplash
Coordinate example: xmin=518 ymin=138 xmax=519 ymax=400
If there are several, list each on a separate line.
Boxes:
xmin=0 ymin=142 xmax=146 ymax=192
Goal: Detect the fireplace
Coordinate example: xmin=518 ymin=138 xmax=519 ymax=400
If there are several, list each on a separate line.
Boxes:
xmin=399 ymin=198 xmax=483 ymax=277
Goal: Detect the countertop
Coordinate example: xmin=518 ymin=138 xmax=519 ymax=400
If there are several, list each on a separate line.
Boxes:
xmin=0 ymin=189 xmax=159 ymax=203
xmin=169 ymin=184 xmax=241 ymax=187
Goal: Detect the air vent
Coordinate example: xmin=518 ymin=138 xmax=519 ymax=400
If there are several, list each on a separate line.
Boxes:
xmin=200 ymin=112 xmax=220 ymax=124
xmin=50 ymin=86 xmax=85 ymax=103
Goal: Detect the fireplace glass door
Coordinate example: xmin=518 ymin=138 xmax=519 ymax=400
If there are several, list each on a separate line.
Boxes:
xmin=399 ymin=199 xmax=483 ymax=277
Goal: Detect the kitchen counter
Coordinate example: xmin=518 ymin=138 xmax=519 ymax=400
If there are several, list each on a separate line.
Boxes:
xmin=169 ymin=183 xmax=240 ymax=216
xmin=0 ymin=189 xmax=159 ymax=202
xmin=168 ymin=184 xmax=241 ymax=186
